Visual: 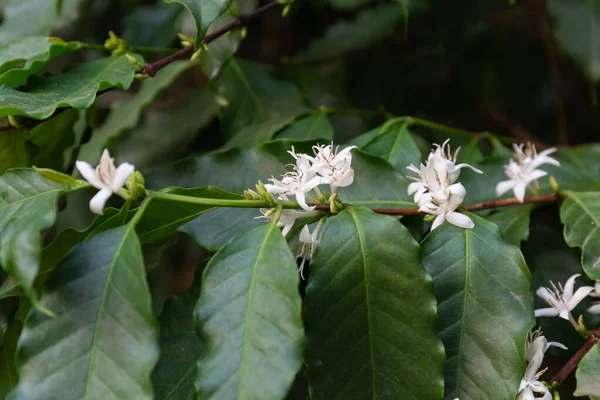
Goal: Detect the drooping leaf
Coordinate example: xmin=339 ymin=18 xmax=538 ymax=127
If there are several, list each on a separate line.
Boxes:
xmin=215 ymin=58 xmax=309 ymax=139
xmin=0 ymin=169 xmax=85 ymax=308
xmin=165 ymin=0 xmax=232 ymax=47
xmin=0 ymin=54 xmax=143 ymax=120
xmin=0 ymin=37 xmax=78 ymax=88
xmin=275 ymin=111 xmax=334 ymax=141
xmin=576 ymin=342 xmax=600 ymax=397
xmin=304 ymin=206 xmax=444 ymax=399
xmin=547 ymin=0 xmax=600 ymax=81
xmin=194 ymin=220 xmax=304 ymax=399
xmin=360 ymin=122 xmax=422 ymax=171
xmin=0 ymin=129 xmax=31 ymax=174
xmin=0 ymin=299 xmax=29 ymax=398
xmin=560 ymin=191 xmax=600 ymax=279
xmin=421 ymin=213 xmax=535 ymax=400
xmin=485 ymin=204 xmax=536 ymax=246
xmin=79 ymin=60 xmax=193 ymax=163
xmin=8 ymin=224 xmax=159 ymax=399
xmin=152 ymin=267 xmax=204 ymax=400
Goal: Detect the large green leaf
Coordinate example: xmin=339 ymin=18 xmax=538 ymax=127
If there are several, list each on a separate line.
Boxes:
xmin=575 ymin=342 xmax=600 ymax=397
xmin=152 ymin=267 xmax=204 ymax=400
xmin=0 ymin=169 xmax=84 ymax=308
xmin=0 ymin=37 xmax=78 ymax=88
xmin=8 ymin=224 xmax=159 ymax=399
xmin=0 ymin=54 xmax=142 ymax=120
xmin=194 ymin=219 xmax=304 ymax=399
xmin=547 ymin=0 xmax=600 ymax=81
xmin=560 ymin=191 xmax=600 ymax=279
xmin=79 ymin=60 xmax=193 ymax=163
xmin=164 ymin=0 xmax=232 ymax=48
xmin=421 ymin=213 xmax=535 ymax=400
xmin=275 ymin=111 xmax=334 ymax=141
xmin=215 ymin=58 xmax=309 ymax=139
xmin=304 ymin=207 xmax=444 ymax=399
xmin=485 ymin=205 xmax=536 ymax=246
xmin=0 ymin=300 xmax=29 ymax=398
xmin=360 ymin=122 xmax=422 ymax=171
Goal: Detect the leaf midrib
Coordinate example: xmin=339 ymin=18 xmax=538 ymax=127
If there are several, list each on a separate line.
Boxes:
xmin=454 ymin=229 xmax=471 ymax=399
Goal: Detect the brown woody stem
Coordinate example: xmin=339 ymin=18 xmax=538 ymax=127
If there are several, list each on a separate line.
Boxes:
xmin=551 ymin=329 xmax=600 ymax=386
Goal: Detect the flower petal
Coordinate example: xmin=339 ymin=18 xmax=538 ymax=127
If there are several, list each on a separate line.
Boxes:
xmin=566 ymin=286 xmax=595 ymax=310
xmin=295 ymin=192 xmax=315 ymax=211
xmin=534 ymin=307 xmax=560 ymax=317
xmin=495 ymin=180 xmax=517 ymax=196
xmin=516 ymin=387 xmax=535 ymax=400
xmin=89 ymin=187 xmax=113 ymax=215
xmin=431 ymin=214 xmax=446 ymax=230
xmin=563 ymin=273 xmax=580 ymax=300
xmin=111 ymin=162 xmax=135 ymax=191
xmin=514 ymin=182 xmax=527 ymax=203
xmin=76 ymin=161 xmax=104 ymax=189
xmin=299 ymin=224 xmax=312 ymax=243
xmin=587 ymin=302 xmax=600 ymax=314
xmin=447 ymin=212 xmax=474 ymax=229
xmin=524 ymin=169 xmax=547 ymax=185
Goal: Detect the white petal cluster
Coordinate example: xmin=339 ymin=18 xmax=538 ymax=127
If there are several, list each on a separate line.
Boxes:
xmin=407 ymin=139 xmax=482 ymax=230
xmin=76 ymin=149 xmax=135 ymax=215
xmin=516 ymin=329 xmax=566 ymax=400
xmin=297 ymin=221 xmax=324 ymax=279
xmin=265 ymin=144 xmax=356 ymax=211
xmin=586 ymin=281 xmax=600 ymax=314
xmin=496 ymin=143 xmax=560 ymax=202
xmin=535 ymin=274 xmax=594 ymax=327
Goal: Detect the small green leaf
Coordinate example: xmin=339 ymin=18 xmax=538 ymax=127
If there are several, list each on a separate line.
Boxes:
xmin=304 ymin=207 xmax=444 ymax=399
xmin=485 ymin=204 xmax=536 ymax=246
xmin=0 ymin=54 xmax=143 ymax=120
xmin=164 ymin=0 xmax=233 ymax=47
xmin=0 ymin=37 xmax=78 ymax=88
xmin=361 ymin=122 xmax=422 ymax=171
xmin=421 ymin=213 xmax=535 ymax=400
xmin=194 ymin=219 xmax=304 ymax=399
xmin=275 ymin=111 xmax=334 ymax=141
xmin=8 ymin=224 xmax=159 ymax=399
xmin=79 ymin=60 xmax=193 ymax=163
xmin=560 ymin=191 xmax=600 ymax=279
xmin=575 ymin=341 xmax=600 ymax=397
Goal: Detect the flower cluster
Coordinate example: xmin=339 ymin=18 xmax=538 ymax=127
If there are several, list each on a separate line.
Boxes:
xmin=76 ymin=149 xmax=135 ymax=215
xmin=496 ymin=143 xmax=560 ymax=202
xmin=516 ymin=329 xmax=566 ymax=400
xmin=406 ymin=139 xmax=482 ymax=230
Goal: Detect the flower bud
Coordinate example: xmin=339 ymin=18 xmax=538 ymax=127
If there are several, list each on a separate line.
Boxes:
xmin=126 ymin=171 xmax=147 ymax=201
xmin=328 ymin=193 xmax=343 ymax=214
xmin=549 ymin=176 xmax=559 ymax=193
xmin=244 ymin=189 xmax=261 ymax=200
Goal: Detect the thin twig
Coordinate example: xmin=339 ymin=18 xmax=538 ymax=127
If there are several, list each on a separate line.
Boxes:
xmin=143 ymin=0 xmax=282 ymax=77
xmin=551 ymin=328 xmax=600 ymax=386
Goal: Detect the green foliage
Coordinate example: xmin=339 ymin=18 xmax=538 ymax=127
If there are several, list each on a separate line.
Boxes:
xmin=164 ymin=0 xmax=232 ymax=48
xmin=9 ymin=224 xmax=159 ymax=399
xmin=0 ymin=300 xmax=29 ymax=397
xmin=359 ymin=122 xmax=422 ymax=171
xmin=194 ymin=219 xmax=304 ymax=399
xmin=485 ymin=204 xmax=536 ymax=246
xmin=304 ymin=207 xmax=444 ymax=399
xmin=560 ymin=191 xmax=600 ymax=279
xmin=576 ymin=342 xmax=600 ymax=397
xmin=421 ymin=213 xmax=535 ymax=400
xmin=275 ymin=111 xmax=334 ymax=141
xmin=0 ymin=55 xmax=143 ymax=120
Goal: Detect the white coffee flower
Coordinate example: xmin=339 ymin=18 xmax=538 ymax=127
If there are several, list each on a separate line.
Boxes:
xmin=256 ymin=208 xmax=318 ymax=237
xmin=535 ymin=274 xmax=594 ymax=324
xmin=297 ymin=220 xmax=323 ymax=279
xmin=496 ymin=143 xmax=560 ymax=202
xmin=418 ymin=183 xmax=474 ymax=230
xmin=586 ymin=280 xmax=600 ymax=314
xmin=312 ymin=144 xmax=357 ymax=193
xmin=76 ymin=149 xmax=135 ymax=215
xmin=407 ymin=139 xmax=481 ymax=206
xmin=265 ymin=172 xmax=327 ymax=212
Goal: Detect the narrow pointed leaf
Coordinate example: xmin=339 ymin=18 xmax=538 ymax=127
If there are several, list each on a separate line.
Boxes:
xmin=421 ymin=213 xmax=535 ymax=400
xmin=8 ymin=224 xmax=159 ymax=399
xmin=0 ymin=54 xmax=142 ymax=120
xmin=164 ymin=0 xmax=232 ymax=48
xmin=560 ymin=191 xmax=600 ymax=279
xmin=360 ymin=123 xmax=422 ymax=171
xmin=304 ymin=206 xmax=444 ymax=399
xmin=575 ymin=342 xmax=600 ymax=397
xmin=194 ymin=221 xmax=304 ymax=399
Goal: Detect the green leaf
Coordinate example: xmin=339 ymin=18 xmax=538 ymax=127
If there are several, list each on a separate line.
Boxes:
xmin=421 ymin=213 xmax=535 ymax=400
xmin=295 ymin=3 xmax=405 ymax=62
xmin=194 ymin=219 xmax=304 ymax=399
xmin=0 ymin=37 xmax=78 ymax=88
xmin=275 ymin=111 xmax=334 ymax=141
xmin=0 ymin=169 xmax=84 ymax=308
xmin=152 ymin=267 xmax=204 ymax=400
xmin=327 ymin=0 xmax=373 ymax=10
xmin=79 ymin=60 xmax=193 ymax=163
xmin=215 ymin=59 xmax=309 ymax=139
xmin=560 ymin=191 xmax=600 ymax=279
xmin=547 ymin=0 xmax=600 ymax=81
xmin=164 ymin=0 xmax=232 ymax=47
xmin=28 ymin=108 xmax=78 ymax=170
xmin=0 ymin=129 xmax=31 ymax=174
xmin=338 ymin=150 xmax=413 ymax=208
xmin=123 ymin=3 xmax=182 ymax=48
xmin=223 ymin=114 xmax=301 ymax=149
xmin=485 ymin=205 xmax=536 ymax=246
xmin=137 ymin=187 xmax=245 ymax=244
xmin=0 ymin=300 xmax=29 ymax=398
xmin=304 ymin=207 xmax=444 ymax=399
xmin=0 ymin=54 xmax=142 ymax=120
xmin=8 ymin=224 xmax=159 ymax=399
xmin=575 ymin=341 xmax=600 ymax=396
xmin=360 ymin=122 xmax=422 ymax=171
